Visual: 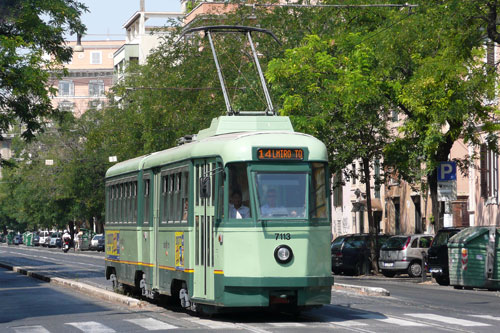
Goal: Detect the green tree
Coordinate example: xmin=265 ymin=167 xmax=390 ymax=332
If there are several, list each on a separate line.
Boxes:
xmin=267 ymin=33 xmax=392 ymax=272
xmin=0 ymin=0 xmax=87 ymax=141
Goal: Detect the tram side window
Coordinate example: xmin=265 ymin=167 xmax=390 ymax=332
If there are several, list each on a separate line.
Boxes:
xmin=181 ymin=170 xmax=189 ymax=222
xmin=228 ymin=163 xmax=251 ymax=219
xmin=113 ymin=185 xmax=117 ymax=223
xmin=311 ymin=163 xmax=328 ymax=219
xmin=132 ymin=181 xmax=137 ymax=223
xmin=144 ymin=179 xmax=150 ymax=224
xmin=161 ymin=176 xmax=167 ymax=223
xmin=106 ymin=185 xmax=111 ymax=223
xmin=118 ymin=183 xmax=123 ymax=223
xmin=125 ymin=183 xmax=130 ymax=223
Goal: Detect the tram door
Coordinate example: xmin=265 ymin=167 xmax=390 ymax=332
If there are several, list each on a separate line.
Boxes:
xmin=193 ymin=159 xmax=216 ymax=300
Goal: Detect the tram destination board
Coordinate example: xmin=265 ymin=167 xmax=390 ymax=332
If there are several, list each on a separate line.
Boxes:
xmin=256 ymin=148 xmax=304 ymax=161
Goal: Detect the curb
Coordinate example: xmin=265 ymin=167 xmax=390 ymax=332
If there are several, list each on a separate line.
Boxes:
xmin=333 ymin=283 xmax=390 ymax=296
xmin=0 ymin=261 xmax=144 ymax=308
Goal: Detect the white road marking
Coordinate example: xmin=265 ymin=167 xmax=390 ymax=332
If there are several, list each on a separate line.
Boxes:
xmin=125 ymin=318 xmax=177 ymax=330
xmin=315 ymin=313 xmax=368 ymax=326
xmin=12 ymin=326 xmax=50 ymax=333
xmin=406 ymin=313 xmax=490 ymax=327
xmin=269 ymin=322 xmax=306 ymax=327
xmin=66 ymin=321 xmax=116 ymax=332
xmin=469 ymin=314 xmax=500 ymax=321
xmin=188 ymin=317 xmax=241 ymax=329
xmin=356 ymin=313 xmax=426 ymax=326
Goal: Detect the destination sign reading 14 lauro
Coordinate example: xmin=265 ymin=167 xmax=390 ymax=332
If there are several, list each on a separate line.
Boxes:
xmin=257 ymin=148 xmax=304 ymax=160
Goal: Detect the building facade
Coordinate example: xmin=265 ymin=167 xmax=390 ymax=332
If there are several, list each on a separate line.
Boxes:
xmin=49 ymin=40 xmax=124 ymax=117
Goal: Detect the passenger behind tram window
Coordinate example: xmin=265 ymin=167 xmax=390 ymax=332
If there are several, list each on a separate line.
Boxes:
xmin=229 ymin=190 xmax=250 ymax=219
xmin=182 ymin=198 xmax=188 ymax=221
xmin=260 ymin=188 xmax=289 ymax=217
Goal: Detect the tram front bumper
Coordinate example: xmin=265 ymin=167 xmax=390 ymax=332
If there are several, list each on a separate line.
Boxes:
xmin=216 ymin=276 xmax=333 ymax=307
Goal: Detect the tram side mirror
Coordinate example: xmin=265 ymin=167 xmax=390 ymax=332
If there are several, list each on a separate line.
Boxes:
xmin=200 ymin=176 xmax=211 ymax=198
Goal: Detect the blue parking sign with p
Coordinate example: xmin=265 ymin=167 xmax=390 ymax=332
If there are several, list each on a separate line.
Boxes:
xmin=438 ymin=161 xmax=457 ymax=181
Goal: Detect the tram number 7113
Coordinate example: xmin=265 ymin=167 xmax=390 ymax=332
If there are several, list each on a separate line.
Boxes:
xmin=275 ymin=233 xmax=291 ymax=240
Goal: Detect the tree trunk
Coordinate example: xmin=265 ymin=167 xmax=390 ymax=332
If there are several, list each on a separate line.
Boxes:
xmin=428 ymin=167 xmax=442 ymax=233
xmin=362 ymin=157 xmax=378 ymax=274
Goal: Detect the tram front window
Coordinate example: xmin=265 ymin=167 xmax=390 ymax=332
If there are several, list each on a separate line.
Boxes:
xmin=255 ymin=173 xmax=307 ymax=218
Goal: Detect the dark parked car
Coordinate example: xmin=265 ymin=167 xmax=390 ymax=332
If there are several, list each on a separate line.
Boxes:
xmin=331 ymin=233 xmax=390 ymax=275
xmin=13 ymin=234 xmax=23 ymax=245
xmin=427 ymin=227 xmax=465 ymax=285
xmin=32 ymin=233 xmax=40 ymax=246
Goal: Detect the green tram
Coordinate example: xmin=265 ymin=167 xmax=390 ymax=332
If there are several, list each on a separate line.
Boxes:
xmin=104 ymin=115 xmax=333 ymax=312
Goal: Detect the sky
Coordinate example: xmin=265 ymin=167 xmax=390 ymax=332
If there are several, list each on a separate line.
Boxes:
xmin=72 ymin=0 xmax=182 ymax=41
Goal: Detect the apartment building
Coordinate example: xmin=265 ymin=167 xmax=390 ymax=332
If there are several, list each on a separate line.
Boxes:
xmin=50 ymin=40 xmax=124 ymax=117
xmin=114 ymin=1 xmax=182 ymax=81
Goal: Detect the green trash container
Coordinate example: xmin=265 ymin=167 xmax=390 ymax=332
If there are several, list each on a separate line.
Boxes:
xmin=80 ymin=229 xmax=95 ymax=250
xmin=25 ymin=233 xmax=33 ymax=247
xmin=448 ymin=226 xmax=500 ymax=290
xmin=7 ymin=233 xmax=14 ymax=245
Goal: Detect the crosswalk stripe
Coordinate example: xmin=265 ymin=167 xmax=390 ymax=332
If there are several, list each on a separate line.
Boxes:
xmin=406 ymin=313 xmax=490 ymax=327
xmin=187 ymin=317 xmax=241 ymax=329
xmin=356 ymin=314 xmax=426 ymax=327
xmin=469 ymin=315 xmax=500 ymax=322
xmin=314 ymin=314 xmax=368 ymax=327
xmin=12 ymin=326 xmax=50 ymax=333
xmin=66 ymin=321 xmax=116 ymax=332
xmin=124 ymin=318 xmax=177 ymax=330
xmin=268 ymin=322 xmax=307 ymax=327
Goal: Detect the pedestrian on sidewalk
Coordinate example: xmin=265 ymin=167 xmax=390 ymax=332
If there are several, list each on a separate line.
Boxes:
xmin=74 ymin=231 xmax=80 ymax=251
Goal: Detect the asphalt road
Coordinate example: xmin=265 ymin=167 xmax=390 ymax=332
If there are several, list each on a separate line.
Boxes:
xmin=2 ymin=243 xmax=500 ymax=332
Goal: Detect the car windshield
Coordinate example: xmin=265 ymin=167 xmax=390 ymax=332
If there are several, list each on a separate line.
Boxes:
xmin=255 ymin=172 xmax=307 ymax=219
xmin=51 ymin=233 xmax=59 ymax=237
xmin=94 ymin=235 xmax=104 ymax=240
xmin=432 ymin=230 xmax=458 ymax=247
xmin=382 ymin=236 xmax=408 ymax=250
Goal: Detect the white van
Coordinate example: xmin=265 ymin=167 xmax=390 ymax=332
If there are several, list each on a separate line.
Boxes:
xmin=39 ymin=231 xmax=50 ymax=247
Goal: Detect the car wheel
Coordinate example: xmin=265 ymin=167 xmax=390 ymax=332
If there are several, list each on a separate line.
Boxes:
xmin=381 ymin=270 xmax=396 ymax=278
xmin=435 ymin=276 xmax=450 ymax=286
xmin=408 ymin=261 xmax=422 ymax=278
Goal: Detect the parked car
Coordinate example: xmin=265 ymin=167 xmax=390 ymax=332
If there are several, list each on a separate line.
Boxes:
xmin=90 ymin=234 xmax=105 ymax=252
xmin=331 ymin=233 xmax=390 ymax=275
xmin=39 ymin=231 xmax=50 ymax=247
xmin=13 ymin=234 xmax=23 ymax=245
xmin=48 ymin=232 xmax=62 ymax=248
xmin=379 ymin=234 xmax=433 ymax=278
xmin=427 ymin=227 xmax=465 ymax=286
xmin=32 ymin=232 xmax=40 ymax=246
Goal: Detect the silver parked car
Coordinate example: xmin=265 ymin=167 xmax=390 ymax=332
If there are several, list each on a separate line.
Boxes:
xmin=379 ymin=234 xmax=433 ymax=278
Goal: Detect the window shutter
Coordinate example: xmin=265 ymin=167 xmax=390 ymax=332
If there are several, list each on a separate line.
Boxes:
xmin=480 ymin=144 xmax=488 ymax=198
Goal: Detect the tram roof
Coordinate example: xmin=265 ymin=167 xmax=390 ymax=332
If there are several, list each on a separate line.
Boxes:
xmin=106 ymin=116 xmax=327 ymax=178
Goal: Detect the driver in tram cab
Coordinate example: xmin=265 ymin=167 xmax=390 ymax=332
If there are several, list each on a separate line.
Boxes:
xmin=260 ymin=188 xmax=288 ymax=217
xmin=229 ymin=190 xmax=250 ymax=219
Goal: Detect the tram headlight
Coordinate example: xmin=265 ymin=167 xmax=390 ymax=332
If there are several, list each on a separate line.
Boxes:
xmin=274 ymin=245 xmax=293 ymax=264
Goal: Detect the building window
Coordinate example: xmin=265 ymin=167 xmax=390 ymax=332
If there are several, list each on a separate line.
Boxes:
xmin=89 ymin=80 xmax=105 ymax=96
xmin=58 ymin=81 xmax=74 ymax=96
xmin=58 ymin=100 xmax=74 ymax=112
xmin=90 ymin=51 xmax=102 ymax=64
xmin=480 ymin=144 xmax=498 ymax=202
